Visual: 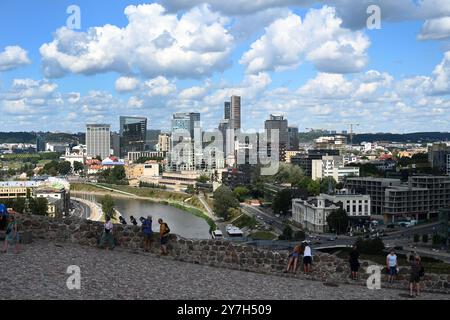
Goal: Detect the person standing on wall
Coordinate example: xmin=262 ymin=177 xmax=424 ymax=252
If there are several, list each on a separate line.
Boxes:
xmin=142 ymin=215 xmax=153 ymax=252
xmin=158 ymin=218 xmax=170 ymax=255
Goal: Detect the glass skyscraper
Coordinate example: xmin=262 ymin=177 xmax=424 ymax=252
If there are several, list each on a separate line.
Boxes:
xmin=119 ymin=116 xmax=147 ymax=157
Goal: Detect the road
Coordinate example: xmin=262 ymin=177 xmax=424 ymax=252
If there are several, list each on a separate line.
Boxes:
xmin=240 ymin=204 xmax=287 ymax=234
xmin=70 ymin=199 xmax=90 ymax=219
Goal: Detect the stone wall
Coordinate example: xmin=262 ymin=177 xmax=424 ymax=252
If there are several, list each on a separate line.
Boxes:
xmin=17 ymin=214 xmax=450 ymax=294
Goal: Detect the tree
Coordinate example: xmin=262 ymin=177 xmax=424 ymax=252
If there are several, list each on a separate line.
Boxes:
xmin=278 ymin=225 xmax=293 ymax=240
xmin=306 ymin=179 xmax=321 ymax=196
xmin=101 ymin=195 xmax=115 ymax=219
xmin=422 ymin=234 xmax=429 ymax=243
xmin=293 ymin=230 xmax=306 ymax=241
xmin=73 ymin=161 xmax=84 ymax=173
xmin=197 ymin=175 xmax=210 ymax=183
xmin=272 ymin=189 xmax=292 ymax=215
xmin=186 ymin=185 xmax=195 ymax=195
xmin=111 ymin=166 xmax=126 ymax=181
xmin=274 ymin=164 xmax=304 ymax=185
xmin=354 ymin=237 xmax=385 ymax=255
xmin=58 ymin=161 xmax=72 ymax=175
xmin=233 ymin=186 xmax=249 ymax=202
xmin=320 ymin=177 xmax=337 ymax=194
xmin=413 ymin=234 xmax=420 ymax=243
xmin=213 ymin=186 xmax=239 ymax=220
xmin=30 ymin=197 xmax=48 ymax=216
xmin=326 ymin=209 xmax=349 ymax=235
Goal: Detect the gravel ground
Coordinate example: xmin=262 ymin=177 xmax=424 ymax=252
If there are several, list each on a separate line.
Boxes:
xmin=0 ymin=240 xmax=448 ymax=300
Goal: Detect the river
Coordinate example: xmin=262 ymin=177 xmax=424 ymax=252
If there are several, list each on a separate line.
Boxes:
xmin=88 ymin=195 xmax=211 ymax=239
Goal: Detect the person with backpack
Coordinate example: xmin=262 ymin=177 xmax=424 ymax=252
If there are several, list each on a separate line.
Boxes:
xmin=409 ymin=254 xmax=423 ymax=297
xmin=142 ymin=215 xmax=153 ymax=252
xmin=158 ymin=218 xmax=170 ymax=255
xmin=100 ymin=215 xmax=115 ymax=250
xmin=2 ymin=214 xmax=20 ymax=254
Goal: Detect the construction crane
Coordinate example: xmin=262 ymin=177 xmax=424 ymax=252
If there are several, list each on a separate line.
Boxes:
xmin=347 ymin=123 xmax=360 ymax=145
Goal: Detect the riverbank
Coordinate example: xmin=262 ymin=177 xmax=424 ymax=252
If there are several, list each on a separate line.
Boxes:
xmin=71 ymin=184 xmax=216 ymax=232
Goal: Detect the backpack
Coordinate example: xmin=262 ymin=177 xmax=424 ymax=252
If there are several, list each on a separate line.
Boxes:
xmin=163 ymin=223 xmax=170 ymax=235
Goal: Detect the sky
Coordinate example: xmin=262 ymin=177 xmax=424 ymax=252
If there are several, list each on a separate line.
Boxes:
xmin=1 ymin=0 xmax=450 ymax=134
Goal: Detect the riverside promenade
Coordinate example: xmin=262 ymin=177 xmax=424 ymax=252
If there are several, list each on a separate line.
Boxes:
xmin=0 ymin=240 xmax=448 ymax=300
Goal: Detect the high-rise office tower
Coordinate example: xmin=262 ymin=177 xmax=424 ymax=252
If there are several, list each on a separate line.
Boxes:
xmin=86 ymin=124 xmax=111 ymax=160
xmin=146 ymin=129 xmax=161 ymax=151
xmin=171 ymin=112 xmax=200 ymax=140
xmin=265 ymin=114 xmax=288 ymax=161
xmin=231 ymin=96 xmax=241 ymax=130
xmin=119 ymin=116 xmax=147 ymax=157
xmin=288 ymin=126 xmax=299 ymax=151
xmin=224 ymin=102 xmax=231 ymax=120
xmin=111 ymin=132 xmax=120 ymax=156
xmin=36 ymin=134 xmax=46 ymax=152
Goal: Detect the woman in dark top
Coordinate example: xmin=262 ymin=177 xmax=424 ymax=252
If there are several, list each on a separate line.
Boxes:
xmin=349 ymin=245 xmax=360 ymax=280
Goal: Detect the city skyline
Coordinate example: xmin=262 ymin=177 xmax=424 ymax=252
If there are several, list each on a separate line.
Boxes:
xmin=1 ymin=1 xmax=450 ymax=133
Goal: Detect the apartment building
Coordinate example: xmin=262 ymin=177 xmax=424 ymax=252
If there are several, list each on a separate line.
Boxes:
xmin=345 ymin=177 xmax=402 ymax=216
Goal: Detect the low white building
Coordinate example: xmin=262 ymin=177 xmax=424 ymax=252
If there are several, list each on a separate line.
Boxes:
xmin=321 ymin=189 xmax=371 ymax=218
xmin=292 ymin=197 xmax=340 ymax=233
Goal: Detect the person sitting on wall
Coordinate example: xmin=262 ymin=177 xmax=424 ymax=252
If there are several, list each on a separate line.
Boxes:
xmin=119 ymin=216 xmax=127 ymax=225
xmin=130 ymin=216 xmax=138 ymax=226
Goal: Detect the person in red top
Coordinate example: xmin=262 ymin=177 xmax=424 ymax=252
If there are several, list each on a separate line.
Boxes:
xmin=284 ymin=244 xmax=303 ymax=274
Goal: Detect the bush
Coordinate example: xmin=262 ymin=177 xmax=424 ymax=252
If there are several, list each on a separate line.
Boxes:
xmin=278 ymin=225 xmax=293 ymax=240
xmin=422 ymin=234 xmax=429 ymax=243
xmin=413 ymin=234 xmax=420 ymax=243
xmin=293 ymin=230 xmax=305 ymax=241
xmin=354 ymin=237 xmax=385 ymax=255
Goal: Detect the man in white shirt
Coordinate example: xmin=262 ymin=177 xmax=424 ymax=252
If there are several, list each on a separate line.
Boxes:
xmin=303 ymin=242 xmax=312 ymax=274
xmin=386 ymin=250 xmax=398 ymax=283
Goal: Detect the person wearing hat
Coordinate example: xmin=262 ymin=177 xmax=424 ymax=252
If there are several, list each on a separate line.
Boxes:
xmin=142 ymin=215 xmax=153 ymax=252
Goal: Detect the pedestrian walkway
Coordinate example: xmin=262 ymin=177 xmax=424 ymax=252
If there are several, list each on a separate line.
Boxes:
xmin=0 ymin=240 xmax=448 ymax=300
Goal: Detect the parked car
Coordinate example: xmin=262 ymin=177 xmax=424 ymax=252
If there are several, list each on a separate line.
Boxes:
xmin=211 ymin=230 xmax=223 ymax=239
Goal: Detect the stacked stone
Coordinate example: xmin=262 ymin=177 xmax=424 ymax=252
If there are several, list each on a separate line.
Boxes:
xmin=16 ymin=214 xmax=450 ymax=294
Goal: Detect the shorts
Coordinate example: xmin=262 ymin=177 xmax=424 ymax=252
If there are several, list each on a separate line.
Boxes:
xmin=160 ymin=236 xmax=169 ymax=245
xmin=290 ymin=252 xmax=300 ymax=259
xmin=410 ymin=274 xmax=420 ymax=283
xmin=143 ymin=233 xmax=153 ymax=240
xmin=303 ymin=256 xmax=312 ymax=265
xmin=389 ymin=267 xmax=397 ymax=276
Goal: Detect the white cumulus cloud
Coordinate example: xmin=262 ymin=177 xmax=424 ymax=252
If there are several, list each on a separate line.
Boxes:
xmin=115 ymin=77 xmax=140 ymax=92
xmin=240 ymin=7 xmax=370 ymax=74
xmin=0 ymin=46 xmax=31 ymax=72
xmin=40 ymin=3 xmax=234 ymax=79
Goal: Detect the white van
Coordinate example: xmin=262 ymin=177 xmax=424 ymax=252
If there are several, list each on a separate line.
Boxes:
xmin=212 ymin=230 xmax=223 ymax=239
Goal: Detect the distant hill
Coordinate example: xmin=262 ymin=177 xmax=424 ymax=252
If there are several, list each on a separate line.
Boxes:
xmin=298 ymin=131 xmax=450 ymax=144
xmin=0 ymin=132 xmax=85 ymax=144
xmin=352 ymin=132 xmax=450 ymax=144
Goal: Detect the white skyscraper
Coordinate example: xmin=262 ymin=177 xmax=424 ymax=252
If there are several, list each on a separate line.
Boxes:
xmin=86 ymin=124 xmax=111 ymax=160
